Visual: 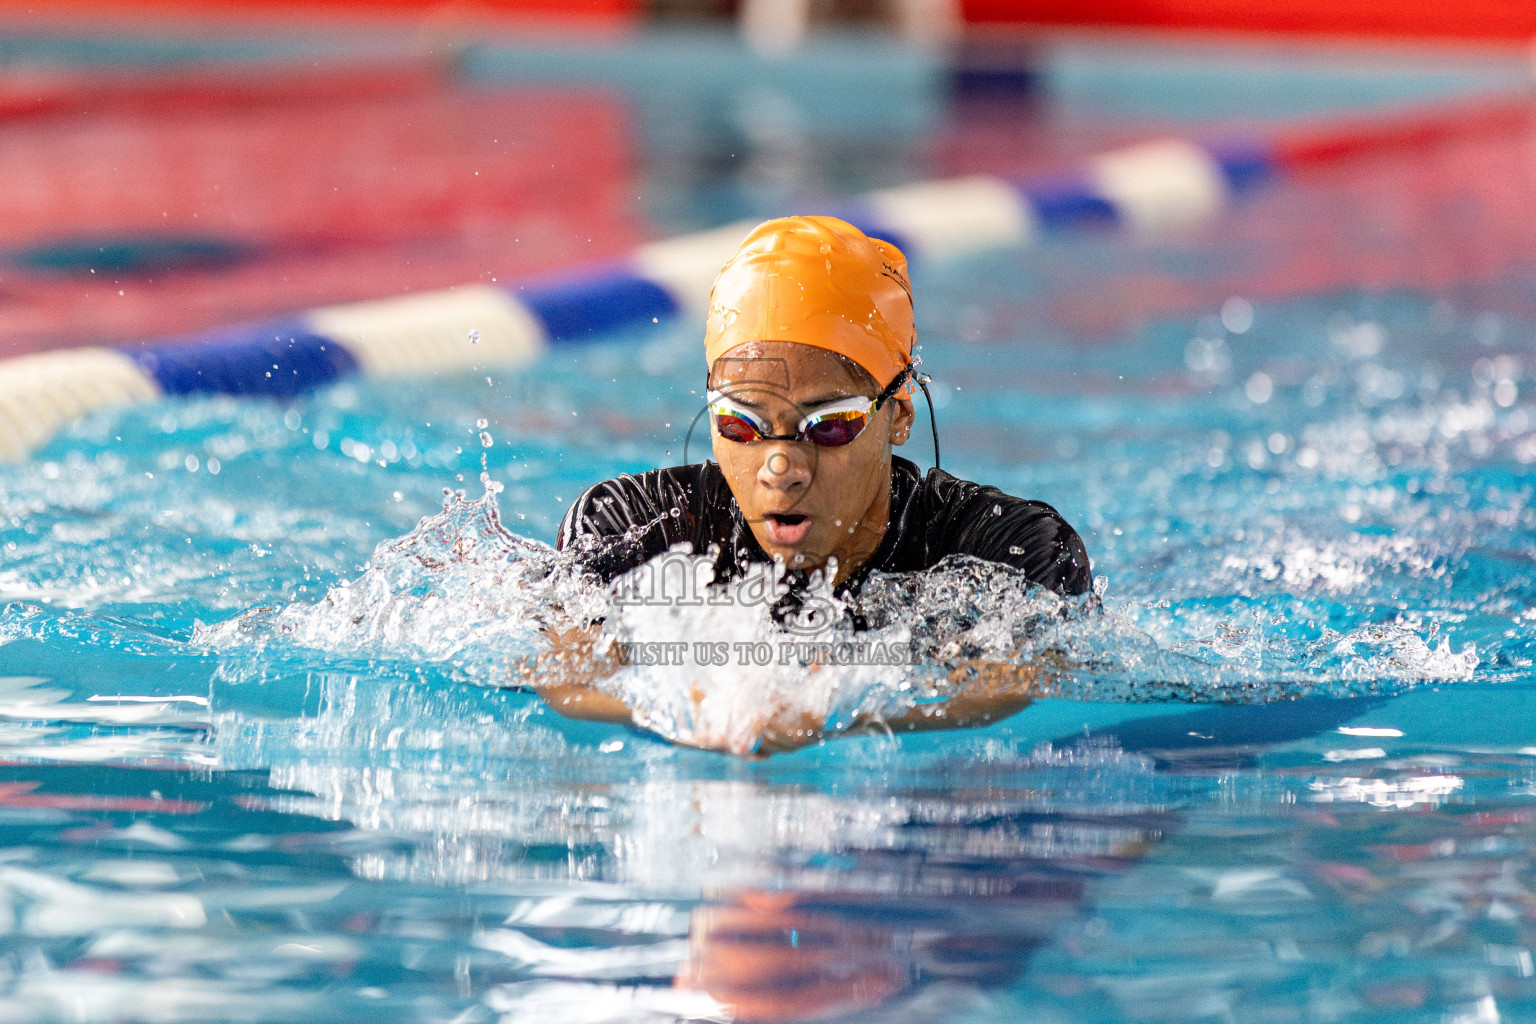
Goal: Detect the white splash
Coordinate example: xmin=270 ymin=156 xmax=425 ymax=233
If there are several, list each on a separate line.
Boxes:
xmin=195 ymin=487 xmax=604 ymax=686
xmin=196 ymin=483 xmax=1480 ymax=754
xmin=592 ymin=552 xmax=930 ymax=754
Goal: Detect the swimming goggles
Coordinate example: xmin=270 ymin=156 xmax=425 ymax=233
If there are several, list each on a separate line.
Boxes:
xmin=707 ymin=366 xmax=912 ymax=449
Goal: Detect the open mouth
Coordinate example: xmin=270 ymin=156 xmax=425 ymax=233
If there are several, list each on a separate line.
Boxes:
xmin=762 ymin=512 xmax=812 ymax=546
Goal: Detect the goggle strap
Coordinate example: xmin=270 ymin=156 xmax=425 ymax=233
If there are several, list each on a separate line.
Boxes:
xmin=914 ymin=372 xmax=941 ymax=471
xmin=873 ymin=364 xmax=914 ymax=410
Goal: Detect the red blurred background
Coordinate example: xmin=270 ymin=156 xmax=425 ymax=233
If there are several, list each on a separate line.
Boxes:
xmin=1 ymin=0 xmax=1532 ymax=39
xmin=0 ymin=64 xmax=642 ymax=355
xmin=1 ymin=0 xmax=1533 ymax=359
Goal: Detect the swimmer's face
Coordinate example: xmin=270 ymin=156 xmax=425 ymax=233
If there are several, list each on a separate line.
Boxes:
xmin=708 ymin=341 xmax=914 ymax=584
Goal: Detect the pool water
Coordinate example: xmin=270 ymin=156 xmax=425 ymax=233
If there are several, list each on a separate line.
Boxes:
xmin=5 ymin=146 xmax=1536 ymax=1021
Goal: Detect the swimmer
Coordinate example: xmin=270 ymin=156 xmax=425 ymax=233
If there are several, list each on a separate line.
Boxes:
xmin=533 ymin=216 xmax=1092 ymax=752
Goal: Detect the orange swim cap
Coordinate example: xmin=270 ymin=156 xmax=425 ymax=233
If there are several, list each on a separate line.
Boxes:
xmin=704 ymin=215 xmax=915 ymax=397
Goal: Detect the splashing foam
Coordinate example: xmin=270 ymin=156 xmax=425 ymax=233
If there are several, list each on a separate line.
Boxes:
xmin=196 ymin=485 xmax=1478 ymax=753
xmin=194 ymin=486 xmax=604 ymax=684
xmin=593 ymin=553 xmax=933 ymax=754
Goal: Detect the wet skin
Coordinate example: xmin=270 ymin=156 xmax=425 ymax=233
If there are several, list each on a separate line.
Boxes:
xmin=708 ymin=341 xmax=914 ymax=587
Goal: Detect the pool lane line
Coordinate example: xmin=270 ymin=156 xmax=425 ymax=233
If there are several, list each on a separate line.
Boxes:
xmin=2 ymin=91 xmax=1532 ymax=462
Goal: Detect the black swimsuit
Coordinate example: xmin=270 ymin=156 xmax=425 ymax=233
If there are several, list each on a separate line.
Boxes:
xmin=557 ymin=456 xmax=1092 ymax=599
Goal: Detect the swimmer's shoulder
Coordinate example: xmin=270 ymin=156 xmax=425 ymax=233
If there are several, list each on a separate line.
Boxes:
xmin=557 ymin=462 xmax=728 ymax=550
xmin=894 ymin=457 xmax=1093 ymax=596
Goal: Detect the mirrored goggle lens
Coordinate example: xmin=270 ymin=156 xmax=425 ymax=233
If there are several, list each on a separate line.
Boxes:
xmin=710 ymin=408 xmax=766 ymax=443
xmin=799 ymin=409 xmax=869 ymax=447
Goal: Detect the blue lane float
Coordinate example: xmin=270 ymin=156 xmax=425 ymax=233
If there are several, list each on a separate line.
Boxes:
xmin=516 ymin=265 xmax=681 ymax=345
xmin=0 ymin=134 xmax=1279 ymax=461
xmin=130 ymin=322 xmax=360 ymax=400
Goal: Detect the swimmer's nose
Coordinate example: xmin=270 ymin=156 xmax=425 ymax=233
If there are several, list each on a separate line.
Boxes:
xmin=756 ymin=443 xmax=811 ymax=492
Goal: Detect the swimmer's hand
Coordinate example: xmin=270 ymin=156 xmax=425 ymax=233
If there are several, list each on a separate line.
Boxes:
xmin=751 ymin=657 xmax=1055 ymax=756
xmin=522 ymin=628 xmax=821 ymax=754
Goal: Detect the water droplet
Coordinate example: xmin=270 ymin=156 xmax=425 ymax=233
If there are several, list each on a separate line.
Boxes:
xmin=1245 ymin=372 xmax=1274 ymax=404
xmin=479 ymin=431 xmax=493 ymax=448
xmin=467 ymin=329 xmax=480 ymax=344
xmin=1220 ymin=296 xmax=1254 ymax=334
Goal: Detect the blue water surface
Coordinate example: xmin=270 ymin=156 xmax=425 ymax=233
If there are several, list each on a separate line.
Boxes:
xmin=3 ymin=204 xmax=1536 ymax=1022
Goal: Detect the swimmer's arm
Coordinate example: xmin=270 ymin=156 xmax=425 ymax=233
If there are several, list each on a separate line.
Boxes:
xmin=525 ymin=628 xmax=1052 ymax=754
xmin=535 ymin=680 xmax=634 ymax=724
xmin=522 ymin=624 xmax=635 ymax=725
xmin=534 ymin=674 xmax=1039 ymax=755
xmin=880 ymin=659 xmax=1045 ymax=732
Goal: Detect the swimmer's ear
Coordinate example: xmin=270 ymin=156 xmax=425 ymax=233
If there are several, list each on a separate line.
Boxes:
xmin=889 ymin=397 xmax=914 ymax=446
